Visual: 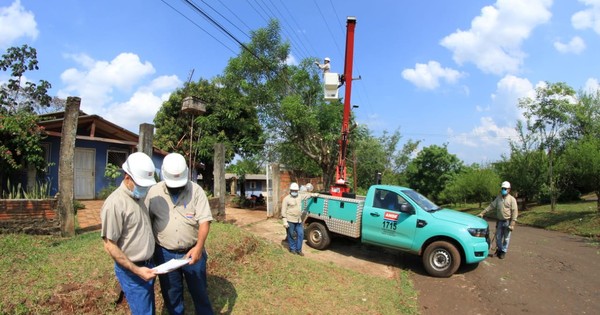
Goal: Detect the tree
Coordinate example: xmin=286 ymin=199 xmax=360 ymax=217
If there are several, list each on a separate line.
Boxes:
xmin=519 ymin=81 xmax=576 ymax=211
xmin=1 ymin=45 xmax=52 ymax=112
xmin=0 ymin=45 xmax=52 ymax=192
xmin=440 ymin=165 xmax=501 ymax=207
xmin=558 ymin=137 xmax=600 ymax=212
xmin=153 ymin=79 xmax=264 ymax=191
xmin=495 ymin=120 xmax=548 ymax=208
xmin=405 ymin=144 xmax=463 ymax=202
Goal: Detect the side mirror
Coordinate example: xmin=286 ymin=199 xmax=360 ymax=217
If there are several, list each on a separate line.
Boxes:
xmin=399 ymin=203 xmax=415 ymax=215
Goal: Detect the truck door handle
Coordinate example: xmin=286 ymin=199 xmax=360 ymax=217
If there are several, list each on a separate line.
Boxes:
xmin=370 ymin=212 xmax=380 ymax=217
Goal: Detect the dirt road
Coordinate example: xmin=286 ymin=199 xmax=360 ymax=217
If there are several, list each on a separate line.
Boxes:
xmin=225 ymin=207 xmax=600 ymax=315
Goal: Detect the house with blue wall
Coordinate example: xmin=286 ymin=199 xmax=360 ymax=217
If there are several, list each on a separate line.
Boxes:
xmin=38 ymin=111 xmax=166 ymax=199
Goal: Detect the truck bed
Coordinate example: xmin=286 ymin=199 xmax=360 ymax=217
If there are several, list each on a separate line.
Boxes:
xmin=303 ymin=193 xmax=365 ymax=238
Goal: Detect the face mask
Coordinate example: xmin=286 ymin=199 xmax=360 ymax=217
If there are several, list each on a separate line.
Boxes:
xmin=133 ymin=184 xmax=149 ymax=199
xmin=291 ymin=191 xmax=298 ymax=197
xmin=501 ymin=188 xmax=508 ymax=196
xmin=167 ymin=186 xmax=185 ymax=197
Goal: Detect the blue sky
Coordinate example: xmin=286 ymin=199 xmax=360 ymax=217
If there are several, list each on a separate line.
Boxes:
xmin=2 ymin=0 xmax=600 ymax=164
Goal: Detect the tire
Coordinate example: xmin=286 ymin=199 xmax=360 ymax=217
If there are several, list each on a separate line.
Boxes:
xmin=305 ymin=222 xmax=331 ymax=250
xmin=422 ymin=240 xmax=461 ymax=278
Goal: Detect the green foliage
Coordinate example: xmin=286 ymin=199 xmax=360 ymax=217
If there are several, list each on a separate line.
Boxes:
xmin=154 ymin=78 xmax=264 ymax=189
xmin=405 ymin=144 xmax=463 ymax=202
xmin=0 ymin=45 xmax=52 ymax=112
xmin=351 ymin=127 xmax=420 ymax=190
xmin=0 ymin=45 xmax=52 ymax=189
xmin=0 ymin=110 xmax=46 ymax=173
xmin=97 ymin=185 xmax=117 ymax=200
xmin=440 ymin=165 xmax=500 ymax=207
xmin=104 ymin=163 xmax=121 ymax=186
xmin=2 ymin=179 xmax=51 ymax=199
xmin=558 ymin=137 xmax=600 ymax=211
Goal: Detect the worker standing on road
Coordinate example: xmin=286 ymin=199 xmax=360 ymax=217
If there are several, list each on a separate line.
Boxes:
xmin=282 ymin=182 xmax=305 ymax=256
xmin=100 ymin=152 xmax=157 ymax=315
xmin=314 ymin=57 xmax=331 ymax=73
xmin=478 ymin=181 xmax=518 ymax=259
xmin=147 ymin=153 xmax=213 ymax=315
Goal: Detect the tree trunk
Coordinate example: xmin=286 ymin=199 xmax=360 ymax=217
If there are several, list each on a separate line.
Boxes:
xmin=58 ymin=97 xmax=80 ymax=237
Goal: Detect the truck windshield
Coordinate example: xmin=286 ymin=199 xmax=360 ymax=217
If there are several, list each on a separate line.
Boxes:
xmin=402 ymin=189 xmax=440 ymax=212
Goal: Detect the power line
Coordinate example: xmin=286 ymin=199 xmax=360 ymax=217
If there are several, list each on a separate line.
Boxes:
xmin=213 ymin=0 xmax=253 ymax=33
xmin=180 ymin=0 xmax=273 ymax=71
xmin=276 ymin=0 xmax=319 ymax=57
xmin=199 ymin=0 xmax=251 ymax=40
xmin=159 ymin=0 xmax=237 ymax=54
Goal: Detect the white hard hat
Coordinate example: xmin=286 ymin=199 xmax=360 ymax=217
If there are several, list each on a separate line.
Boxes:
xmin=161 ymin=153 xmax=189 ymax=188
xmin=290 ymin=182 xmax=299 ymax=191
xmin=501 ymin=181 xmax=511 ymax=189
xmin=305 ymin=183 xmax=314 ymax=192
xmin=122 ymin=152 xmax=156 ymax=187
xmin=324 ymin=57 xmax=330 ymax=62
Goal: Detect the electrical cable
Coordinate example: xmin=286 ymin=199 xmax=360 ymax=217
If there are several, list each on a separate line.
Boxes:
xmin=159 ymin=0 xmax=237 ymax=54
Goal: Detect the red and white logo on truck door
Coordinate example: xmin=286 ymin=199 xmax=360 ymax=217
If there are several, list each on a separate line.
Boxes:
xmin=384 ymin=211 xmax=399 ymax=221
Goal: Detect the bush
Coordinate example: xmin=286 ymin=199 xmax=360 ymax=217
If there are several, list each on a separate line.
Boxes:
xmin=98 ymin=185 xmax=117 ymax=200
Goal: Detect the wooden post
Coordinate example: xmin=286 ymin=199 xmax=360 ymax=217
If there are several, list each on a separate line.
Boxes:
xmin=137 ymin=123 xmax=154 ymax=157
xmin=271 ymin=163 xmax=281 ymax=218
xmin=213 ymin=143 xmax=226 ymax=220
xmin=58 ymin=97 xmax=80 ymax=237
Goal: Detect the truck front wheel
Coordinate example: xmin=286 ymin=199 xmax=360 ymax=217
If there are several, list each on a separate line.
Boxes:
xmin=422 ymin=241 xmax=461 ymax=277
xmin=305 ymin=222 xmax=331 ymax=250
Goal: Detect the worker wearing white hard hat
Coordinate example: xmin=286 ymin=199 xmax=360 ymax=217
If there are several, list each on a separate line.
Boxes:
xmin=282 ymin=182 xmax=306 ymax=255
xmin=147 ymin=152 xmax=213 ymax=314
xmin=101 ymin=152 xmax=157 ymax=314
xmin=478 ymin=181 xmax=519 ymax=259
xmin=314 ymin=57 xmax=331 ymax=73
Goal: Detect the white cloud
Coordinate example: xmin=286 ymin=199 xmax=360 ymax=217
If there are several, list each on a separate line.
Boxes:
xmin=401 ymin=61 xmax=464 ymax=90
xmin=285 ymin=54 xmax=297 ymax=66
xmin=440 ymin=0 xmax=552 ymax=75
xmin=572 ymin=0 xmax=600 ymax=34
xmin=104 ymin=89 xmax=171 ymax=132
xmin=58 ymin=52 xmax=156 ymax=114
xmin=57 ymin=52 xmax=181 ymax=132
xmin=490 ymin=75 xmax=535 ymax=123
xmin=554 ymin=36 xmax=586 ymax=54
xmin=583 ymin=77 xmax=600 ymax=94
xmin=0 ymin=0 xmax=38 ymax=47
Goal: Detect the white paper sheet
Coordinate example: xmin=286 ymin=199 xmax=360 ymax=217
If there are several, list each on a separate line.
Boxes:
xmin=152 ymin=258 xmax=191 ymax=274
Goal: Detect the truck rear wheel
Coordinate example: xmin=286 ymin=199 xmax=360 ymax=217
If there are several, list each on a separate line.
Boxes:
xmin=306 ymin=222 xmax=331 ymax=250
xmin=422 ymin=241 xmax=461 ymax=277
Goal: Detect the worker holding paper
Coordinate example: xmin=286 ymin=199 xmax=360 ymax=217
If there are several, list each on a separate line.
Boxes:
xmin=147 ymin=153 xmax=213 ymax=315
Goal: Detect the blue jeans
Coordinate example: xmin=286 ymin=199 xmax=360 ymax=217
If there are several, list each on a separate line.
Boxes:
xmin=114 ymin=261 xmax=155 ymax=315
xmin=287 ymin=222 xmax=304 ymax=253
xmin=496 ymin=220 xmax=512 ymax=253
xmin=154 ymin=246 xmax=213 ymax=315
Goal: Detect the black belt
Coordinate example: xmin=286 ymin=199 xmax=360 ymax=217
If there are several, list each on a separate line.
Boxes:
xmin=161 ymin=245 xmax=193 ymax=254
xmin=133 ymin=259 xmax=152 ymax=267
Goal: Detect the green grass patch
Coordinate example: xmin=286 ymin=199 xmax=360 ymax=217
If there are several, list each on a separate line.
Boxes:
xmin=0 ymin=222 xmax=418 ymax=314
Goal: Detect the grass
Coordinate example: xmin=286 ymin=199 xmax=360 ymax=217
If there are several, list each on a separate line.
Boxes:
xmin=0 ymin=222 xmax=418 ymax=315
xmin=454 ymin=199 xmax=600 ymax=239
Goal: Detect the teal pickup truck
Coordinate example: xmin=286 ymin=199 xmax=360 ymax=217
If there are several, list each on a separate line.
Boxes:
xmin=302 ymin=185 xmax=489 ymax=277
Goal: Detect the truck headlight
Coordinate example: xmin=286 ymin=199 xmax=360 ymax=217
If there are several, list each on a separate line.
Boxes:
xmin=468 ymin=228 xmax=487 ymax=238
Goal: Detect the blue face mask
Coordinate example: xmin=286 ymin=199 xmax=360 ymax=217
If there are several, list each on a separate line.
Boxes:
xmin=133 ymin=184 xmax=149 ymax=199
xmin=291 ymin=191 xmax=298 ymax=197
xmin=501 ymin=188 xmax=508 ymax=196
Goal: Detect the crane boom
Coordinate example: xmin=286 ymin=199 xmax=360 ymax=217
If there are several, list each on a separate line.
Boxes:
xmin=330 ymin=16 xmax=357 ymax=197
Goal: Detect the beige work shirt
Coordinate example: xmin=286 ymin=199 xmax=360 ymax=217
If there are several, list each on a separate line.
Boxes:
xmin=100 ymin=182 xmax=155 ymax=262
xmin=281 ymin=194 xmax=303 ymax=223
xmin=482 ymin=194 xmax=519 ymax=223
xmin=147 ymin=181 xmax=213 ymax=251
